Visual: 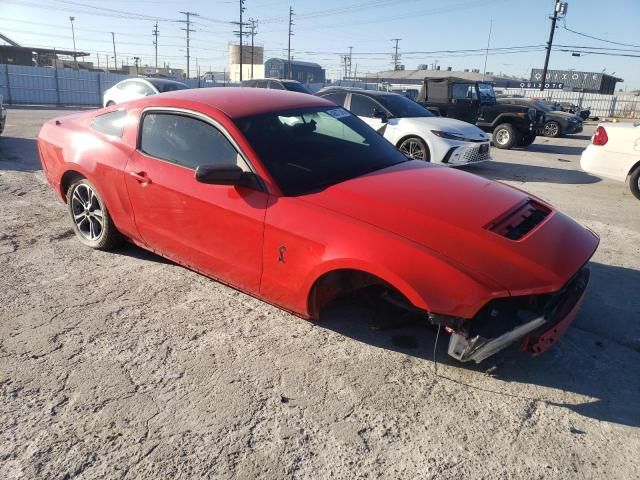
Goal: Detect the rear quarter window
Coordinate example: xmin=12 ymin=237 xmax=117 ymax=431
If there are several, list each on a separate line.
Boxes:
xmin=92 ymin=110 xmax=128 ymax=138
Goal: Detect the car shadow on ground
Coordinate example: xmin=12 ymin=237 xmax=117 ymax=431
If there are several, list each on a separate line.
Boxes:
xmin=318 ymin=261 xmax=640 ymax=428
xmin=114 ymin=243 xmax=174 ymax=265
xmin=0 ymin=137 xmax=41 ymax=172
xmin=463 ymin=161 xmax=601 ymax=185
xmin=523 ymin=143 xmax=586 ymax=156
xmin=566 ymin=134 xmax=593 ymax=142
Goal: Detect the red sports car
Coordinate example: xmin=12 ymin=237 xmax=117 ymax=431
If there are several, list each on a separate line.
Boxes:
xmin=37 ymin=89 xmax=598 ymax=363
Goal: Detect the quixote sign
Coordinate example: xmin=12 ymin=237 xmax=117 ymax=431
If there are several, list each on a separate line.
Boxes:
xmin=519 ymin=82 xmax=564 ymax=89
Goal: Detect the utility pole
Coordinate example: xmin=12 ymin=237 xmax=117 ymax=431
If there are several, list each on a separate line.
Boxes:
xmin=541 ymin=0 xmax=568 ymax=91
xmin=482 ymin=19 xmax=493 ymax=81
xmin=288 ymin=6 xmax=294 ymax=80
xmin=232 ymin=1 xmax=248 ymax=82
xmin=249 ymin=18 xmax=258 ymax=79
xmin=152 ymin=22 xmax=159 ymax=70
xmin=96 ymin=53 xmax=100 ymax=69
xmin=111 ymin=32 xmax=117 ymax=71
xmin=348 ymin=46 xmax=353 ymax=79
xmin=69 ymin=16 xmax=77 ymax=69
xmin=391 ymin=38 xmax=401 ymax=70
xmin=180 ymin=11 xmax=198 ymax=79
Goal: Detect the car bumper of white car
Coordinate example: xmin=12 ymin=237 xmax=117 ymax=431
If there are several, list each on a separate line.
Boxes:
xmin=442 ymin=142 xmax=492 ymax=166
xmin=580 ymin=145 xmax=628 ymax=183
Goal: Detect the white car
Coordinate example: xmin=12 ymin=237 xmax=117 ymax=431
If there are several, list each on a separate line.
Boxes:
xmin=581 ymin=123 xmax=640 ymax=200
xmin=317 ymin=88 xmax=491 ymax=165
xmin=103 ymin=78 xmax=188 ymax=107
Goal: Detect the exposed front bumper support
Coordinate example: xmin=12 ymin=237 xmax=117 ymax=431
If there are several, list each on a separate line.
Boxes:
xmin=446 ymin=266 xmax=590 ymax=363
xmin=447 ymin=316 xmax=546 ymax=363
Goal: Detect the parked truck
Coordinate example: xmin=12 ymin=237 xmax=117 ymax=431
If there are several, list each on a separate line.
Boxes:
xmin=416 ymin=77 xmax=543 ymax=149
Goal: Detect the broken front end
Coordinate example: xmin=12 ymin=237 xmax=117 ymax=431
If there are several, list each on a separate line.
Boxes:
xmin=431 ymin=266 xmax=591 ymax=363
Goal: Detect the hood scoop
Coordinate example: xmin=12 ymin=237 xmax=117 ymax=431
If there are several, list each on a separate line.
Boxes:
xmin=485 ymin=199 xmax=550 ymax=240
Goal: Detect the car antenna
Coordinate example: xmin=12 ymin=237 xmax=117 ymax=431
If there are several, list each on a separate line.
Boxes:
xmin=433 ymin=324 xmax=441 ymax=378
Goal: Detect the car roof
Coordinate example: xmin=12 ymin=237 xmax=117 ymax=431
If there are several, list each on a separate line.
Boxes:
xmin=317 ymin=87 xmax=398 ymax=98
xmin=136 ymin=87 xmax=333 ymax=118
xmin=242 ymin=78 xmax=302 ymax=84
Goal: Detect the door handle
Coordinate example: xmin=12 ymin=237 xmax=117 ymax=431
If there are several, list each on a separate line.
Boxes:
xmin=129 ymin=171 xmax=152 ymax=184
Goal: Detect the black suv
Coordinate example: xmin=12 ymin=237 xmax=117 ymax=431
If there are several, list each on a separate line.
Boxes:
xmin=416 ymin=77 xmax=542 ymax=149
xmin=498 ymin=97 xmax=583 ymax=138
xmin=241 ymin=78 xmax=313 ymax=94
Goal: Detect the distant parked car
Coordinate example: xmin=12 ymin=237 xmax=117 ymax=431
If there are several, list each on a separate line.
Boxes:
xmin=241 ymin=78 xmax=313 ymax=94
xmin=103 ymin=78 xmax=188 ymax=107
xmin=559 ymin=102 xmax=591 ymax=120
xmin=581 ymin=123 xmax=640 ymax=200
xmin=498 ymin=98 xmax=583 ymax=138
xmin=0 ymin=94 xmax=6 ymax=135
xmin=317 ymin=87 xmax=491 ymax=165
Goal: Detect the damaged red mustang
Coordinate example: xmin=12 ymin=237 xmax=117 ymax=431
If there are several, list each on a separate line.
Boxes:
xmin=37 ymin=88 xmax=599 ymax=363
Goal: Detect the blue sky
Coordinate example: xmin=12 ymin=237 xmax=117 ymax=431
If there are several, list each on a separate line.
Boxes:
xmin=2 ymin=0 xmax=639 ymax=89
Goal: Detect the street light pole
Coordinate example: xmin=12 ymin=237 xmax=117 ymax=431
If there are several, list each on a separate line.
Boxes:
xmin=69 ymin=16 xmax=78 ymax=69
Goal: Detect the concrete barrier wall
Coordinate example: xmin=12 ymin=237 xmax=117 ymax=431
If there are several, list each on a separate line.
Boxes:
xmin=0 ymin=64 xmax=235 ymax=106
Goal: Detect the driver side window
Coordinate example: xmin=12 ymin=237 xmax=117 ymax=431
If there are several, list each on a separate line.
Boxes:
xmin=349 ymin=94 xmax=380 ymax=118
xmin=451 ymin=83 xmax=475 ymax=100
xmin=140 ymin=113 xmax=246 ymax=170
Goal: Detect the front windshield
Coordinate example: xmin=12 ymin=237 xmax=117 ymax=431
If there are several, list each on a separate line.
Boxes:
xmin=377 ymin=95 xmax=433 ymax=118
xmin=532 ymin=101 xmax=553 ymax=112
xmin=477 ymin=83 xmax=496 ymax=104
xmin=284 ymin=82 xmax=312 ymax=94
xmin=235 ymin=107 xmax=408 ymax=196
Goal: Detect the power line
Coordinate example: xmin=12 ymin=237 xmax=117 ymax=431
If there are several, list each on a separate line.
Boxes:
xmin=562 ymin=25 xmax=640 ymax=49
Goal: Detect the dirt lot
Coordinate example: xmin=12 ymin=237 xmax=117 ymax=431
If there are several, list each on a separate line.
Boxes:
xmin=1 ymin=108 xmax=639 ymax=479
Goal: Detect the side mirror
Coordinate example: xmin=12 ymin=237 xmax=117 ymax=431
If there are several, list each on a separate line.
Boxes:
xmin=372 ymin=108 xmax=388 ymax=123
xmin=195 ymin=164 xmax=259 ymax=189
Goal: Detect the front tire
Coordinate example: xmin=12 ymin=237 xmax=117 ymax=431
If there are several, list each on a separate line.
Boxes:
xmin=398 ymin=136 xmax=430 ymax=161
xmin=67 ymin=178 xmax=122 ymax=250
xmin=492 ymin=123 xmax=517 ymax=149
xmin=543 ymin=121 xmax=561 ymax=138
xmin=630 ymin=166 xmax=640 ymax=200
xmin=105 ymin=100 xmax=115 ymax=107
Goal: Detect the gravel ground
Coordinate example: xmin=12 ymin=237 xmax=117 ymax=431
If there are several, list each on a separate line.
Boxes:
xmin=1 ymin=108 xmax=639 ymax=479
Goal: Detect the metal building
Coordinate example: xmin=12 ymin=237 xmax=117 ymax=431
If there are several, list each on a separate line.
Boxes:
xmin=264 ymin=58 xmax=325 ymax=83
xmin=530 ymin=69 xmax=623 ymax=94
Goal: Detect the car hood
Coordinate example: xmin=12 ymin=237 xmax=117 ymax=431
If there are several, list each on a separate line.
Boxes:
xmin=548 ymin=111 xmax=580 ymax=122
xmin=301 ymin=161 xmax=598 ymax=295
xmin=396 ymin=116 xmax=488 ymax=140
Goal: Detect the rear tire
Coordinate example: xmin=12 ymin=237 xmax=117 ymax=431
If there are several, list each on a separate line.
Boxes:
xmin=630 ymin=166 xmax=640 ymax=200
xmin=105 ymin=101 xmax=115 ymax=107
xmin=492 ymin=123 xmax=517 ymax=149
xmin=67 ymin=178 xmax=122 ymax=250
